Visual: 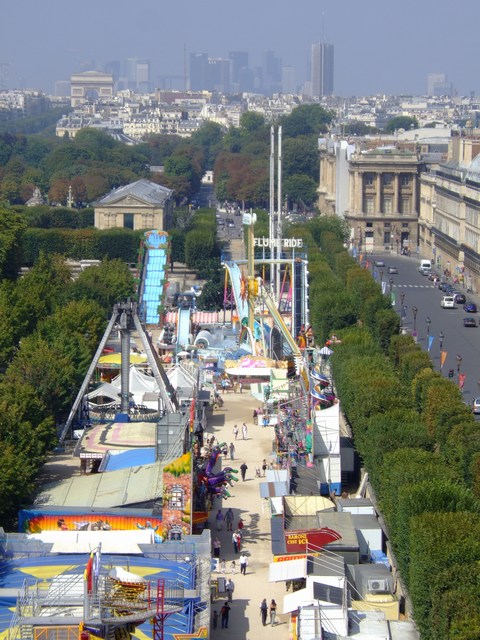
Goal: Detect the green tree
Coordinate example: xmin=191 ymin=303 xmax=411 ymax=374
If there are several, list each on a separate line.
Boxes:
xmin=282 ymin=136 xmax=319 ymax=180
xmin=70 ymin=259 xmax=135 ymax=312
xmin=384 ymin=115 xmax=419 ymax=133
xmin=284 ymin=174 xmax=318 ymax=207
xmin=280 ymin=104 xmax=333 ymax=137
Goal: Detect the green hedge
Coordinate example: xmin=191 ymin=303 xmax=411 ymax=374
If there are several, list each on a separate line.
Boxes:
xmin=22 ymin=228 xmax=142 ymax=264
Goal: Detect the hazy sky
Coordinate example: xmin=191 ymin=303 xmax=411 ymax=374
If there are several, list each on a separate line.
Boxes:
xmin=1 ymin=0 xmax=477 ymax=96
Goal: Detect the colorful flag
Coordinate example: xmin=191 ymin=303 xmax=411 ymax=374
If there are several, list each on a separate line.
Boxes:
xmin=459 ymin=373 xmax=466 ymax=390
xmin=428 ymin=336 xmax=434 ymax=352
xmin=440 ymin=351 xmax=448 ymax=370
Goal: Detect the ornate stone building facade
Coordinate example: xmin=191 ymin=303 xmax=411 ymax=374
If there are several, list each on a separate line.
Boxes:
xmin=419 ymin=136 xmax=480 ymax=292
xmin=94 ymin=179 xmax=174 ymax=231
xmin=319 ymin=140 xmax=420 ymax=252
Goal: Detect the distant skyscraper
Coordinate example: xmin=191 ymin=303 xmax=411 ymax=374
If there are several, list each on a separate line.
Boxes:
xmin=427 ymin=73 xmax=453 ymax=97
xmin=189 ymin=53 xmax=208 ymax=91
xmin=229 ymin=51 xmax=248 ymax=86
xmin=126 ymin=58 xmax=150 ymax=93
xmin=311 ymin=42 xmax=334 ymax=97
xmin=104 ymin=60 xmax=121 ymax=82
xmin=207 ymin=58 xmax=231 ymax=93
xmin=263 ymin=50 xmax=282 ymax=95
xmin=282 ymin=66 xmax=296 ymax=94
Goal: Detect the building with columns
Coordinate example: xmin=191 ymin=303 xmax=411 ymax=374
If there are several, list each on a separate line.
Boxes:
xmin=319 ymin=139 xmax=421 ymax=252
xmin=418 ymin=136 xmax=480 ymax=292
xmin=348 ymin=147 xmax=420 ymax=252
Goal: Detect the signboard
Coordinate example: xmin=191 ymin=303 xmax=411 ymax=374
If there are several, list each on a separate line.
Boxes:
xmin=254 ymin=237 xmax=303 ymax=249
xmin=284 ymin=527 xmax=342 ymax=553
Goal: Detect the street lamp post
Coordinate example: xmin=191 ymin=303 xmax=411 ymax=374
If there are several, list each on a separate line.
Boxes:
xmin=457 ymin=355 xmax=462 ymax=380
xmin=438 ymin=330 xmax=444 ymax=372
xmin=412 ymin=305 xmax=418 ymax=334
xmin=426 ymin=316 xmax=431 ymax=339
xmin=400 ymin=291 xmax=405 ymax=306
xmin=389 ymin=277 xmax=394 ymax=293
xmin=379 ymin=269 xmax=384 ymax=282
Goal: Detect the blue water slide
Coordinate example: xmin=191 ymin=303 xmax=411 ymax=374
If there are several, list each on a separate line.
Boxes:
xmin=177 ymin=307 xmax=191 ymax=349
xmin=224 ymin=261 xmax=248 ymax=322
xmin=141 ymin=238 xmax=168 ymax=324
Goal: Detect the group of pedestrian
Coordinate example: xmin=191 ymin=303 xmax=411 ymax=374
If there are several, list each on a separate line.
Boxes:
xmin=208 ymin=394 xmax=280 ymax=632
xmin=260 ymin=598 xmax=277 ymax=626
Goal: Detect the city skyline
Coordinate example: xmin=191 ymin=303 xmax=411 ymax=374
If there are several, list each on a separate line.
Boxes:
xmin=0 ymin=0 xmax=478 ymax=97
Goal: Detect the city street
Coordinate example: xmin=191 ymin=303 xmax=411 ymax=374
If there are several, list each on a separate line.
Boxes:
xmin=366 ymin=251 xmax=480 ymax=407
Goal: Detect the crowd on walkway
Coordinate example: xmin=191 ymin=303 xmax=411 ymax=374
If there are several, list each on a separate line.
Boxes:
xmin=208 ymin=390 xmax=287 ymax=638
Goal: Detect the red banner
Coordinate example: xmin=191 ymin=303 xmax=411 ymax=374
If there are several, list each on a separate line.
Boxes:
xmin=459 ymin=373 xmax=466 ymax=390
xmin=284 ymin=527 xmax=341 ymax=553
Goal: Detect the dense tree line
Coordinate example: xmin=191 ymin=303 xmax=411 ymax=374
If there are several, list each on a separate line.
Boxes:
xmin=305 ymin=218 xmax=480 ymax=639
xmin=0 ymin=212 xmax=135 ymax=526
xmin=0 ymin=103 xmax=333 ymax=212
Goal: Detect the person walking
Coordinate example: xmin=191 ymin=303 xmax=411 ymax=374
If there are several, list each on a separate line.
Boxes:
xmin=260 ymin=599 xmax=268 ymax=626
xmin=215 ymin=509 xmax=224 ymax=531
xmin=229 ymin=442 xmax=235 ymax=460
xmin=230 ymin=560 xmax=236 ymax=574
xmin=233 ymin=424 xmax=239 ymax=440
xmin=225 ymin=577 xmax=235 ymax=602
xmin=213 ymin=537 xmax=221 ymax=559
xmin=220 ymin=558 xmax=226 ymax=573
xmin=232 ymin=531 xmax=239 ymax=554
xmin=239 ymin=381 xmax=243 ymax=393
xmin=225 ymin=508 xmax=234 ymax=532
xmin=239 ymin=553 xmax=248 ymax=575
xmin=269 ymin=599 xmax=277 ymax=625
xmin=242 ymin=423 xmax=248 ymax=440
xmin=253 ymin=408 xmax=258 ymax=425
xmin=220 ymin=602 xmax=231 ymax=629
xmin=262 ymin=459 xmax=267 ymax=477
xmin=240 ymin=462 xmax=248 ymax=481
xmin=237 ymin=517 xmax=244 ymax=537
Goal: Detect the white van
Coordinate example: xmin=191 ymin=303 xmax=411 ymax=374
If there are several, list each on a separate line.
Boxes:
xmin=418 ymin=259 xmax=432 ymax=274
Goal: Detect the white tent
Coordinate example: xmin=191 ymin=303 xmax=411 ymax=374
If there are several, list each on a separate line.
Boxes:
xmin=86 ymin=366 xmax=161 ymax=409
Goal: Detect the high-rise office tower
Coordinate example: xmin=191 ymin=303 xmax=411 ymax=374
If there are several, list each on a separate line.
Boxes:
xmin=311 ymin=42 xmax=334 ymax=97
xmin=282 ymin=66 xmax=296 ymax=94
xmin=229 ymin=51 xmax=248 ymax=86
xmin=263 ymin=50 xmax=282 ymax=95
xmin=189 ymin=53 xmax=208 ymax=91
xmin=126 ymin=58 xmax=151 ymax=93
xmin=207 ymin=58 xmax=231 ymax=93
xmin=427 ymin=73 xmax=453 ymax=97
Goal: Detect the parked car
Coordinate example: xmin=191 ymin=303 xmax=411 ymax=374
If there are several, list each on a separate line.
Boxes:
xmin=387 ymin=266 xmax=398 ymax=274
xmin=374 ymin=260 xmax=385 ymax=267
xmin=441 ymin=296 xmax=455 ymax=309
xmin=464 ymin=317 xmax=477 ymax=327
xmin=472 ymin=398 xmax=480 ymax=414
xmin=464 ymin=301 xmax=478 ymax=313
xmin=453 ymin=292 xmax=466 ymax=304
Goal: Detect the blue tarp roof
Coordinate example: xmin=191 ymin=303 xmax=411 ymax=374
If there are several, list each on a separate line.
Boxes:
xmin=103 ymin=447 xmax=156 ymax=471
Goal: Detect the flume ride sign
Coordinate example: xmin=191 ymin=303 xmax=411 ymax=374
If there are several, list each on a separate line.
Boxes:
xmin=254 ymin=237 xmax=304 ymax=249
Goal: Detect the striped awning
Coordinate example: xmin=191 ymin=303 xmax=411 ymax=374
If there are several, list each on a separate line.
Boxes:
xmin=165 ymin=311 xmax=219 ymax=325
xmin=192 ymin=311 xmax=219 ymax=324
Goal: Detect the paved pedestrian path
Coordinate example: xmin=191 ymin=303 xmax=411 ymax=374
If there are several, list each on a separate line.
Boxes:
xmin=207 ymin=389 xmax=290 ymax=639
